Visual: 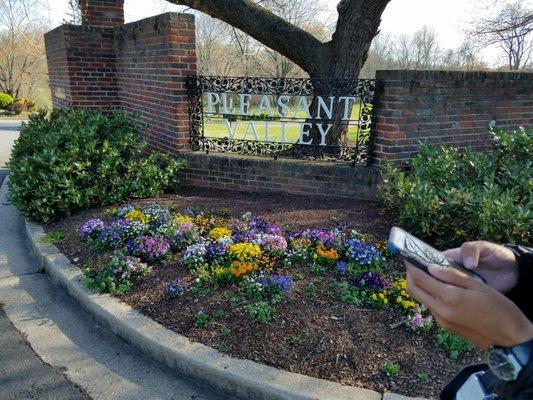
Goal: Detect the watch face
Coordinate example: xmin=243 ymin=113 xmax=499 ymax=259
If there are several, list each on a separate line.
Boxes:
xmin=488 ymin=348 xmax=519 ymax=381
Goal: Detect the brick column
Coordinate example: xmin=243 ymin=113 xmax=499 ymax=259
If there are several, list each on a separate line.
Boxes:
xmin=45 ymin=8 xmax=196 ymax=155
xmin=79 ymin=0 xmax=124 ymax=28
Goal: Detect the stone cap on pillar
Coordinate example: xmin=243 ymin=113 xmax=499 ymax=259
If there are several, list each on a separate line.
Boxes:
xmin=79 ymin=0 xmax=125 ymax=28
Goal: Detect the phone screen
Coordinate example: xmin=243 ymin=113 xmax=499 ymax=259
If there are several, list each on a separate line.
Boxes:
xmin=388 ymin=227 xmax=485 ymax=283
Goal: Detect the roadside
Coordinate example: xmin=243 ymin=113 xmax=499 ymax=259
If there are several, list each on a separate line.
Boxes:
xmin=0 ymin=124 xmax=235 ymax=400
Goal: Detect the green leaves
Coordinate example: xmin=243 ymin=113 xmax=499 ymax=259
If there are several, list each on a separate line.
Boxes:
xmin=379 ymin=127 xmax=532 ymax=247
xmin=8 ymin=109 xmax=188 ymax=223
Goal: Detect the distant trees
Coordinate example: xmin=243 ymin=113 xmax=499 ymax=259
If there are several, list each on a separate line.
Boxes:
xmin=0 ymin=0 xmax=49 ymax=100
xmin=468 ymin=0 xmax=532 ymax=70
xmin=359 ymin=27 xmax=486 ymax=78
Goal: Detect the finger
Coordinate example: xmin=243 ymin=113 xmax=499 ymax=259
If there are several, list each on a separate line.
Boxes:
xmin=407 ymin=266 xmax=456 ymax=299
xmin=442 ymin=248 xmax=462 ymax=263
xmin=461 ymin=242 xmax=482 ymax=269
xmin=427 ymin=264 xmax=478 ymax=289
xmin=406 ymin=268 xmax=438 ymax=309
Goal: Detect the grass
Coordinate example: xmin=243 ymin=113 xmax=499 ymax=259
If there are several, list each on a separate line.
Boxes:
xmin=202 ymin=104 xmax=369 ymax=145
xmin=40 ymin=231 xmax=69 ymax=245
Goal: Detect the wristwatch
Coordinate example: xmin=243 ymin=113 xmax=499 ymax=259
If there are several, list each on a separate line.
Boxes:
xmin=487 ymin=339 xmax=533 ymax=381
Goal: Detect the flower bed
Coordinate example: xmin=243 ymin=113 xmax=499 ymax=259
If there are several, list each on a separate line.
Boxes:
xmin=46 ymin=189 xmax=480 ymax=398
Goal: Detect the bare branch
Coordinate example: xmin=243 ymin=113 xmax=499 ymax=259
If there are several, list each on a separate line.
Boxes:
xmin=166 ymin=0 xmax=327 ymax=74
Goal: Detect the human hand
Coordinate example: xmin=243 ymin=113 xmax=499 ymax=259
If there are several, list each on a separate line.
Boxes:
xmin=406 ymin=263 xmax=533 ymax=349
xmin=443 ymin=241 xmax=518 ymax=293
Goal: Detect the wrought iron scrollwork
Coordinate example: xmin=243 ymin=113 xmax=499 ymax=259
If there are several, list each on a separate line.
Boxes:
xmin=186 ymin=76 xmax=376 ymax=165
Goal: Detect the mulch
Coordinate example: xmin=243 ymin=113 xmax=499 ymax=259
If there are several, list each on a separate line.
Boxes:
xmin=46 ymin=186 xmax=484 ymax=398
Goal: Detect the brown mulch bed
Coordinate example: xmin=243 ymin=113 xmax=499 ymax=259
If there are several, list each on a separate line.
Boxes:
xmin=46 ymin=186 xmax=483 ymax=399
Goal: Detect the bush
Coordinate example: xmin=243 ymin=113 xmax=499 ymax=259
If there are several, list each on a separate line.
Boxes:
xmin=10 ymin=97 xmax=36 ymax=113
xmin=0 ymin=92 xmax=14 ymax=109
xmin=379 ymin=128 xmax=532 ymax=248
xmin=8 ymin=109 xmax=188 ymax=223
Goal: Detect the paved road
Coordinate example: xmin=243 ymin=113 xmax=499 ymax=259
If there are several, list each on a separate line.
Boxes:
xmin=0 ymin=119 xmax=23 ymax=168
xmin=0 ymin=121 xmax=235 ymax=400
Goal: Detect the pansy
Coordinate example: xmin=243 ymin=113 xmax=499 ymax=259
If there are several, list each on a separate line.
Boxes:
xmin=79 ymin=219 xmax=105 ymax=240
xmin=126 ymin=235 xmax=170 ymax=262
xmin=345 ymin=239 xmax=381 ymax=265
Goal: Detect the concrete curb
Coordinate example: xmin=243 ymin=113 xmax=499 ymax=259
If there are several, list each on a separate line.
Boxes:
xmin=14 ymin=187 xmax=428 ymax=399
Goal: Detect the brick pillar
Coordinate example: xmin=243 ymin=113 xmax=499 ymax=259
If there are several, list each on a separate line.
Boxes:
xmin=79 ymin=0 xmax=124 ymax=28
xmin=45 ymin=11 xmax=197 ymax=155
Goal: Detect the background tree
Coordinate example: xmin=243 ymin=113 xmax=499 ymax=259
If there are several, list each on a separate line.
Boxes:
xmin=468 ymin=0 xmax=532 ymax=70
xmin=167 ymin=0 xmax=391 ymax=144
xmin=0 ymin=0 xmax=49 ymax=102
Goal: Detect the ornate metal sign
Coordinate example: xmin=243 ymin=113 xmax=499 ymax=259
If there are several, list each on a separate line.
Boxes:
xmin=187 ymin=76 xmax=376 ymax=165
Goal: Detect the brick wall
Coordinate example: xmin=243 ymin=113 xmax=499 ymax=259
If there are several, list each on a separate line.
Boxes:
xmin=182 ymin=152 xmax=379 ymax=200
xmin=372 ymin=70 xmax=533 ymax=164
xmin=80 ymin=0 xmax=124 ymax=28
xmin=116 ymin=13 xmax=196 ymax=153
xmin=44 ymin=27 xmax=72 ymax=109
xmin=44 ymin=12 xmax=195 ymax=153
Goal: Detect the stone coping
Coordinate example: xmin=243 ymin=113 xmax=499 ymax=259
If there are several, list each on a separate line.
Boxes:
xmin=18 ymin=202 xmax=428 ymax=400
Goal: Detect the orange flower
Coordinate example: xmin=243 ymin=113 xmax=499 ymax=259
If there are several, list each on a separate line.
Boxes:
xmin=229 ymin=261 xmax=258 ymax=277
xmin=316 ymin=245 xmax=339 ymax=260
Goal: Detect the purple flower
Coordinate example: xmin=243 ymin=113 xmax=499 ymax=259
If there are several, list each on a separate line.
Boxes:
xmin=249 ymin=217 xmax=282 ymax=235
xmin=79 ymin=219 xmax=105 ymax=239
xmin=205 ymin=241 xmax=228 ymax=262
xmin=126 ymin=235 xmax=170 ymax=263
xmin=107 ymin=255 xmax=150 ymax=281
xmin=98 ymin=219 xmax=131 ymax=248
xmin=258 ymin=234 xmax=287 ymax=253
xmin=407 ymin=311 xmax=433 ymax=331
xmin=231 ymin=230 xmax=258 ymax=243
xmin=259 ymin=274 xmax=293 ymax=296
xmin=337 ymin=260 xmax=347 ymax=275
xmin=352 ymin=271 xmax=387 ymax=291
xmin=345 ymin=239 xmax=381 ymax=265
xmin=165 ymin=279 xmax=185 ymax=299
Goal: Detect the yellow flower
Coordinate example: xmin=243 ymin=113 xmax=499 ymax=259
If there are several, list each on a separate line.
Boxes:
xmin=371 ymin=293 xmax=378 ymax=300
xmin=316 ymin=246 xmax=339 ymax=260
xmin=228 ymin=243 xmax=262 ymax=261
xmin=124 ymin=210 xmax=149 ymax=224
xmin=175 ymin=214 xmax=193 ymax=226
xmin=209 ymin=227 xmax=233 ymax=241
xmin=383 ymin=298 xmax=388 ymax=305
xmin=214 ymin=267 xmax=226 ymax=276
xmin=396 ymin=296 xmax=402 ymax=303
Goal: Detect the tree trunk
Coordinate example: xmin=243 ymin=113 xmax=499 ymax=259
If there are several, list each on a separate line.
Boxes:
xmin=166 ymin=0 xmax=391 ymax=145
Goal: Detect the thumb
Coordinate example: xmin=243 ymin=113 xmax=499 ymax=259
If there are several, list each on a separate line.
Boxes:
xmin=427 ymin=264 xmax=478 ymax=289
xmin=461 ymin=242 xmax=481 ymax=270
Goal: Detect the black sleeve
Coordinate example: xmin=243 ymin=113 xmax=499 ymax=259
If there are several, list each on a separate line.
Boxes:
xmin=505 ymin=245 xmax=533 ymax=322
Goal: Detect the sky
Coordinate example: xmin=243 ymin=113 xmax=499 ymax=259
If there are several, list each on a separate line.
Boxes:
xmin=46 ymin=0 xmax=523 ymax=66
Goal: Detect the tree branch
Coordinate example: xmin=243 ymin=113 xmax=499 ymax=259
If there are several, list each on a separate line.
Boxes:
xmin=166 ymin=0 xmax=327 ymax=75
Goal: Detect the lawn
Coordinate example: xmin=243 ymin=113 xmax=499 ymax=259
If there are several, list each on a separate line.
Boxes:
xmin=203 ymin=104 xmax=368 ymax=145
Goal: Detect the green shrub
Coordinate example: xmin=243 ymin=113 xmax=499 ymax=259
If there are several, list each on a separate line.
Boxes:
xmin=379 ymin=128 xmax=532 ymax=248
xmin=8 ymin=109 xmax=187 ymax=223
xmin=0 ymin=92 xmax=13 ymax=109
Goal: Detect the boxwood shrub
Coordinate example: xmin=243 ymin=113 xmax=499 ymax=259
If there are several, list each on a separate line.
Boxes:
xmin=379 ymin=128 xmax=532 ymax=248
xmin=8 ymin=109 xmax=188 ymax=223
xmin=0 ymin=92 xmax=14 ymax=109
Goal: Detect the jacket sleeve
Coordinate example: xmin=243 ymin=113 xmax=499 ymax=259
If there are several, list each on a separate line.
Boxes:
xmin=505 ymin=245 xmax=533 ymax=322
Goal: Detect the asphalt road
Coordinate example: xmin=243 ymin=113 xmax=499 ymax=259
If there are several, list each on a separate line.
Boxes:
xmin=0 ymin=119 xmax=236 ymax=400
xmin=0 ymin=168 xmax=90 ymax=399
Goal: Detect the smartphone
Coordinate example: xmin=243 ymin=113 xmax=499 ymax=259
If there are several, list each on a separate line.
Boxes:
xmin=387 ymin=227 xmax=485 ymax=283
